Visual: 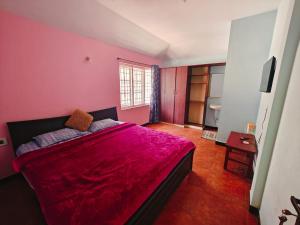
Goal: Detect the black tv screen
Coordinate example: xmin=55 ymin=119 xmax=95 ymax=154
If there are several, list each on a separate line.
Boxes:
xmin=260 ymin=56 xmax=276 ymax=93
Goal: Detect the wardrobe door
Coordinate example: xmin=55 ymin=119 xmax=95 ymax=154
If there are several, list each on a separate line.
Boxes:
xmin=160 ymin=68 xmax=176 ymax=123
xmin=174 ymin=67 xmax=188 ymax=125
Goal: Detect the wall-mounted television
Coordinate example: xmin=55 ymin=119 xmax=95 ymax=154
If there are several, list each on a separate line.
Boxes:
xmin=260 ymin=56 xmax=276 ymax=93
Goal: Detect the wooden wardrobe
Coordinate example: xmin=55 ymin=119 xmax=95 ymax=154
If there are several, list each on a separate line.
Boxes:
xmin=160 ymin=67 xmax=188 ymax=125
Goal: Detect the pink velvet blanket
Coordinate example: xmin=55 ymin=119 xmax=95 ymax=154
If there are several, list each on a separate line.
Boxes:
xmin=13 ymin=123 xmax=195 ymax=225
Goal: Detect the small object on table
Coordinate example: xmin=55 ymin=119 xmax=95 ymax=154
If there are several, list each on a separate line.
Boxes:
xmin=240 ymin=136 xmax=249 ymax=141
xmin=247 ymin=122 xmax=256 ymax=135
xmin=224 ymin=131 xmax=257 ymax=177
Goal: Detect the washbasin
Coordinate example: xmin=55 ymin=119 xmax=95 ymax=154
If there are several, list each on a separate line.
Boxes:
xmin=210 ymin=104 xmax=222 ymax=110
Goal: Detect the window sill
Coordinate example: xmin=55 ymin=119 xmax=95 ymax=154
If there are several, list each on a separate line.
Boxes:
xmin=121 ymin=104 xmax=150 ymax=111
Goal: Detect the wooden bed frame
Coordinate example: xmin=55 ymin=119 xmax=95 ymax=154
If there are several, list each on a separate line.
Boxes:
xmin=7 ymin=107 xmax=194 ymax=225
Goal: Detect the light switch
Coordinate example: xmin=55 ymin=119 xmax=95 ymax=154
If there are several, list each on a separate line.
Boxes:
xmin=0 ymin=138 xmax=7 ymax=147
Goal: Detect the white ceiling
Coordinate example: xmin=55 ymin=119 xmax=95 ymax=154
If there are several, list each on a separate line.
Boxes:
xmin=0 ymin=0 xmax=169 ymax=58
xmin=0 ymin=0 xmax=280 ymax=66
xmin=98 ymin=0 xmax=280 ymax=66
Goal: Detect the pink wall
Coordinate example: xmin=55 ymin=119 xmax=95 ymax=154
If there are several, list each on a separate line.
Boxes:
xmin=0 ymin=10 xmax=160 ymax=178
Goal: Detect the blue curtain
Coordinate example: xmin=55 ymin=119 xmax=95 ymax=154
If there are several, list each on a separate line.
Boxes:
xmin=149 ymin=65 xmax=160 ymax=123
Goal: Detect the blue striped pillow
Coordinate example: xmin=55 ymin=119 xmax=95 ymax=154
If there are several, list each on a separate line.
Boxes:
xmin=16 ymin=141 xmax=40 ymax=156
xmin=89 ymin=119 xmax=121 ymax=132
xmin=33 ymin=128 xmax=90 ymax=148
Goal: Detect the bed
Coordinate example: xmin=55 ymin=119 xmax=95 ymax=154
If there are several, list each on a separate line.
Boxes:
xmin=7 ymin=107 xmax=195 ymax=225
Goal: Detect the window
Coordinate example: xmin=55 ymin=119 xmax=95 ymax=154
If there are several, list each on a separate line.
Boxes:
xmin=119 ymin=63 xmax=152 ymax=109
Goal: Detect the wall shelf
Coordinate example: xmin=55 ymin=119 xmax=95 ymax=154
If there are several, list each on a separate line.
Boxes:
xmin=190 ymin=100 xmax=205 ymax=103
xmin=187 ymin=65 xmax=210 ymax=125
xmin=190 ymin=82 xmax=208 ymax=84
xmin=191 ymin=73 xmax=210 ymax=76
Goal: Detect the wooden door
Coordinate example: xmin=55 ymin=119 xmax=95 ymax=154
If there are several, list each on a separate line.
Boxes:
xmin=174 ymin=67 xmax=188 ymax=125
xmin=160 ymin=68 xmax=176 ymax=123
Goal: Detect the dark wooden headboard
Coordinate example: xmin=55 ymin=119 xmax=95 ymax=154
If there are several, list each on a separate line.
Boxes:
xmin=7 ymin=107 xmax=118 ymax=152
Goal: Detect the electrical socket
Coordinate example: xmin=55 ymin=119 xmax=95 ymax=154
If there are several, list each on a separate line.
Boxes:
xmin=0 ymin=138 xmax=7 ymax=147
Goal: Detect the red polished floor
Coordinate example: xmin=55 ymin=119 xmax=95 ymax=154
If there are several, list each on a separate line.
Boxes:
xmin=147 ymin=123 xmax=258 ymax=225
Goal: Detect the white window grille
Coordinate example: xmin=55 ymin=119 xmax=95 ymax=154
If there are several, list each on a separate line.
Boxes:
xmin=119 ymin=63 xmax=152 ymax=109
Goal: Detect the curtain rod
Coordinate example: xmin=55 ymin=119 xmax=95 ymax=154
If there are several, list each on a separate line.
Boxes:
xmin=117 ymin=57 xmax=152 ymax=67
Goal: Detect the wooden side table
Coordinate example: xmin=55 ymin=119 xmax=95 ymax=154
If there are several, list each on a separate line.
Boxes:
xmin=224 ymin=131 xmax=257 ymax=177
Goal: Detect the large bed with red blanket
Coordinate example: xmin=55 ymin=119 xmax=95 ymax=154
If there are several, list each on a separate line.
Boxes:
xmin=7 ymin=107 xmax=195 ymax=225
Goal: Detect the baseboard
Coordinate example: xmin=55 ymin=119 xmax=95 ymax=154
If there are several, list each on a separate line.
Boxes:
xmin=160 ymin=122 xmax=185 ymax=128
xmin=184 ymin=124 xmax=202 ymax=130
xmin=203 ymin=125 xmax=218 ymax=130
xmin=249 ymin=206 xmax=261 ymax=224
xmin=249 ymin=205 xmax=259 ymax=215
xmin=215 ymin=141 xmax=226 ymax=146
